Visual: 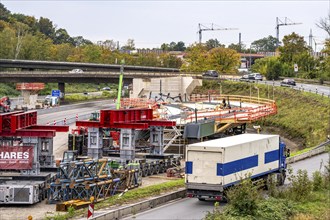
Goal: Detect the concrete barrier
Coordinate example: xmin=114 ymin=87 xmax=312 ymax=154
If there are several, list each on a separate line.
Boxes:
xmin=287 ymin=140 xmax=330 ymax=164
xmin=90 ymin=189 xmax=186 ymax=220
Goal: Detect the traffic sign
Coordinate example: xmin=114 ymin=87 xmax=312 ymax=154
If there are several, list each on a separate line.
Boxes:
xmin=51 ymin=90 xmax=61 ymax=97
xmin=294 ymin=64 xmax=298 ymax=72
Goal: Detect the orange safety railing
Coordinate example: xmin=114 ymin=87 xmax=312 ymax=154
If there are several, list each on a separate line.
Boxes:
xmin=119 ymin=94 xmax=277 ymax=124
xmin=183 ymin=94 xmax=277 ymax=124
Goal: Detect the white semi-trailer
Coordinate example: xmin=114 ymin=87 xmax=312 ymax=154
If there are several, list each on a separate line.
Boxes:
xmin=185 ymin=134 xmax=287 ymax=201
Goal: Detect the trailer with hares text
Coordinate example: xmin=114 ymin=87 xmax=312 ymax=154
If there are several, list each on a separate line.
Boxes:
xmin=185 ymin=134 xmax=287 ymax=201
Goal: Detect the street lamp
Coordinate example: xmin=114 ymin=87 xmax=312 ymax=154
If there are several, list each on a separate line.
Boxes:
xmin=254 ymin=86 xmax=260 ymax=103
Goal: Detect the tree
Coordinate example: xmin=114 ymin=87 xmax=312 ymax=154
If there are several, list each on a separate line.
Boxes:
xmin=279 ymin=32 xmax=309 ymax=63
xmin=207 ymin=47 xmax=241 ymax=73
xmin=228 ymin=43 xmax=245 ymax=52
xmin=54 ymin=28 xmax=71 ymax=45
xmin=71 ymin=36 xmax=92 ymax=47
xmin=205 ymin=38 xmax=224 ymax=50
xmin=0 ymin=27 xmax=16 ymax=59
xmin=37 ymin=17 xmax=55 ymax=39
xmin=121 ymin=39 xmax=135 ymax=50
xmin=0 ymin=3 xmax=11 ymax=22
xmin=161 ymin=43 xmax=169 ymax=51
xmin=14 ymin=22 xmax=29 ymax=59
xmin=316 ymin=13 xmax=330 ymax=37
xmin=173 ymin=41 xmax=186 ymax=51
xmin=181 ymin=44 xmax=208 ymax=72
xmin=251 ymin=35 xmax=278 ymax=52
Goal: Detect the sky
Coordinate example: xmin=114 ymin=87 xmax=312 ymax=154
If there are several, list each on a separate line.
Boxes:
xmin=1 ymin=0 xmax=329 ymax=51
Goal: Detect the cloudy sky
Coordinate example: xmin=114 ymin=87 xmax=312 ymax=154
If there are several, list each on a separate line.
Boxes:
xmin=2 ymin=0 xmax=329 ymax=50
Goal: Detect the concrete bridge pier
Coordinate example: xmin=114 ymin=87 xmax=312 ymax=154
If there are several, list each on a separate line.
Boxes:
xmin=58 ymin=82 xmax=65 ymax=99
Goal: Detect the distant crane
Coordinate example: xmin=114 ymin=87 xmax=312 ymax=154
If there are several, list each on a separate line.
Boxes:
xmin=276 ymin=17 xmax=302 ymax=48
xmin=198 ymin=23 xmax=238 ymax=44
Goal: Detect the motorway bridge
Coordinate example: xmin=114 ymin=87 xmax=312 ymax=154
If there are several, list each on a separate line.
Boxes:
xmin=0 ymin=59 xmax=185 ymax=95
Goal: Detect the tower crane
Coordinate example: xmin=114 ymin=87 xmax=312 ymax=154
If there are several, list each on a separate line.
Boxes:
xmin=276 ymin=17 xmax=302 ymax=48
xmin=198 ymin=23 xmax=238 ymax=44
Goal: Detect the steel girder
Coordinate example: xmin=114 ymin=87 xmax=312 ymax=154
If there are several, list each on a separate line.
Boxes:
xmin=48 ymin=159 xmax=141 ymax=203
xmin=0 ymin=111 xmax=68 ymax=137
xmin=76 ymin=108 xmax=176 ymax=130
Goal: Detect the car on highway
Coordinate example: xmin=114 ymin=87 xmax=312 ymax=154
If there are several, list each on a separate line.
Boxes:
xmin=69 ymin=69 xmax=83 ymax=73
xmin=239 ymin=74 xmax=250 ymax=81
xmin=202 ymin=70 xmax=219 ymax=78
xmin=280 ymin=78 xmax=296 ymax=86
xmin=248 ymin=73 xmax=263 ymax=81
xmin=102 ymin=87 xmax=111 ymax=91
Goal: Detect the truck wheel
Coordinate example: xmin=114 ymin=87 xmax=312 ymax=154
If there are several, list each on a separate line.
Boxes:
xmin=142 ymin=166 xmax=148 ymax=177
xmin=159 ymin=164 xmax=165 ymax=173
xmin=148 ymin=166 xmax=154 ymax=176
xmin=278 ymin=172 xmax=286 ymax=186
xmin=154 ymin=165 xmax=160 ymax=174
xmin=198 ymin=198 xmax=206 ymax=201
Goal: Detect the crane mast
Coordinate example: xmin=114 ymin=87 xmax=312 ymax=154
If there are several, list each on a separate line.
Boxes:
xmin=198 ymin=23 xmax=238 ymax=44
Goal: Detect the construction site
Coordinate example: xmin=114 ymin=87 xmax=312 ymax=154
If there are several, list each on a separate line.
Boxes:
xmin=0 ymin=75 xmax=278 ymax=219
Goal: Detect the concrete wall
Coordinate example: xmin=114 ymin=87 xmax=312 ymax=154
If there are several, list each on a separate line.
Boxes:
xmin=131 ymin=77 xmax=202 ymax=99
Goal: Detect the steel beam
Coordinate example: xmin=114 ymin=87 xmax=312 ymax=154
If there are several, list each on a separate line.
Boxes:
xmin=0 ymin=129 xmax=55 ymax=137
xmin=29 ymin=125 xmax=69 ymax=132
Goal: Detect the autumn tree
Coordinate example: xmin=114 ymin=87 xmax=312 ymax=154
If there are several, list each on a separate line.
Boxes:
xmin=207 ymin=47 xmax=241 ymax=73
xmin=181 ymin=44 xmax=208 ymax=72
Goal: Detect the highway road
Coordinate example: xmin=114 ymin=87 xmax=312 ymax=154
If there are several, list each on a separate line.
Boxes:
xmin=122 ymin=153 xmax=329 ymax=220
xmin=255 ymin=80 xmax=330 ymax=97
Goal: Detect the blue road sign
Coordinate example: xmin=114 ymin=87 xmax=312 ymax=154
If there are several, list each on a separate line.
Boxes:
xmin=52 ymin=90 xmax=61 ymax=97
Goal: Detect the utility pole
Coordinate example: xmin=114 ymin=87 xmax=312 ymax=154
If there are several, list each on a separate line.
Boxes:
xmin=275 ymin=17 xmax=302 ymax=48
xmin=198 ymin=23 xmax=238 ymax=44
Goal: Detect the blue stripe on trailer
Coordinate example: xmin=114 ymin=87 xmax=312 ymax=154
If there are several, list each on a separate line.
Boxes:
xmin=217 ymin=155 xmax=258 ymax=176
xmin=185 ymin=161 xmax=193 ymax=174
xmin=265 ymin=149 xmax=279 ymax=164
xmin=222 ymin=168 xmax=280 ymax=188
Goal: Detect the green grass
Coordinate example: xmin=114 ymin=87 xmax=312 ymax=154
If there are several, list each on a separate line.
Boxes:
xmin=292 ymin=189 xmax=330 ymax=219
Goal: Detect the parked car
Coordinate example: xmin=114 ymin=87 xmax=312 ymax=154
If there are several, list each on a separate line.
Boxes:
xmin=202 ymin=70 xmax=219 ymax=78
xmin=280 ymin=78 xmax=296 ymax=86
xmin=69 ymin=69 xmax=83 ymax=73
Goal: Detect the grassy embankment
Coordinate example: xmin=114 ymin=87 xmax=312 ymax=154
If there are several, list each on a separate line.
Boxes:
xmin=194 ymin=80 xmax=330 ymax=151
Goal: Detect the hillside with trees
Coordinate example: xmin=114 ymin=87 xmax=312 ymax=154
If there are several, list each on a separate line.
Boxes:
xmin=0 ymin=3 xmax=182 ymax=68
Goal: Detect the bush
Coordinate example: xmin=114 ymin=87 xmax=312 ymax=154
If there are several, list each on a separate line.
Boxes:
xmin=225 ymin=178 xmax=261 ymax=216
xmin=312 ymin=171 xmax=323 ymax=191
xmin=257 ymin=198 xmax=295 ymax=220
xmin=287 ymin=169 xmax=313 ymax=201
